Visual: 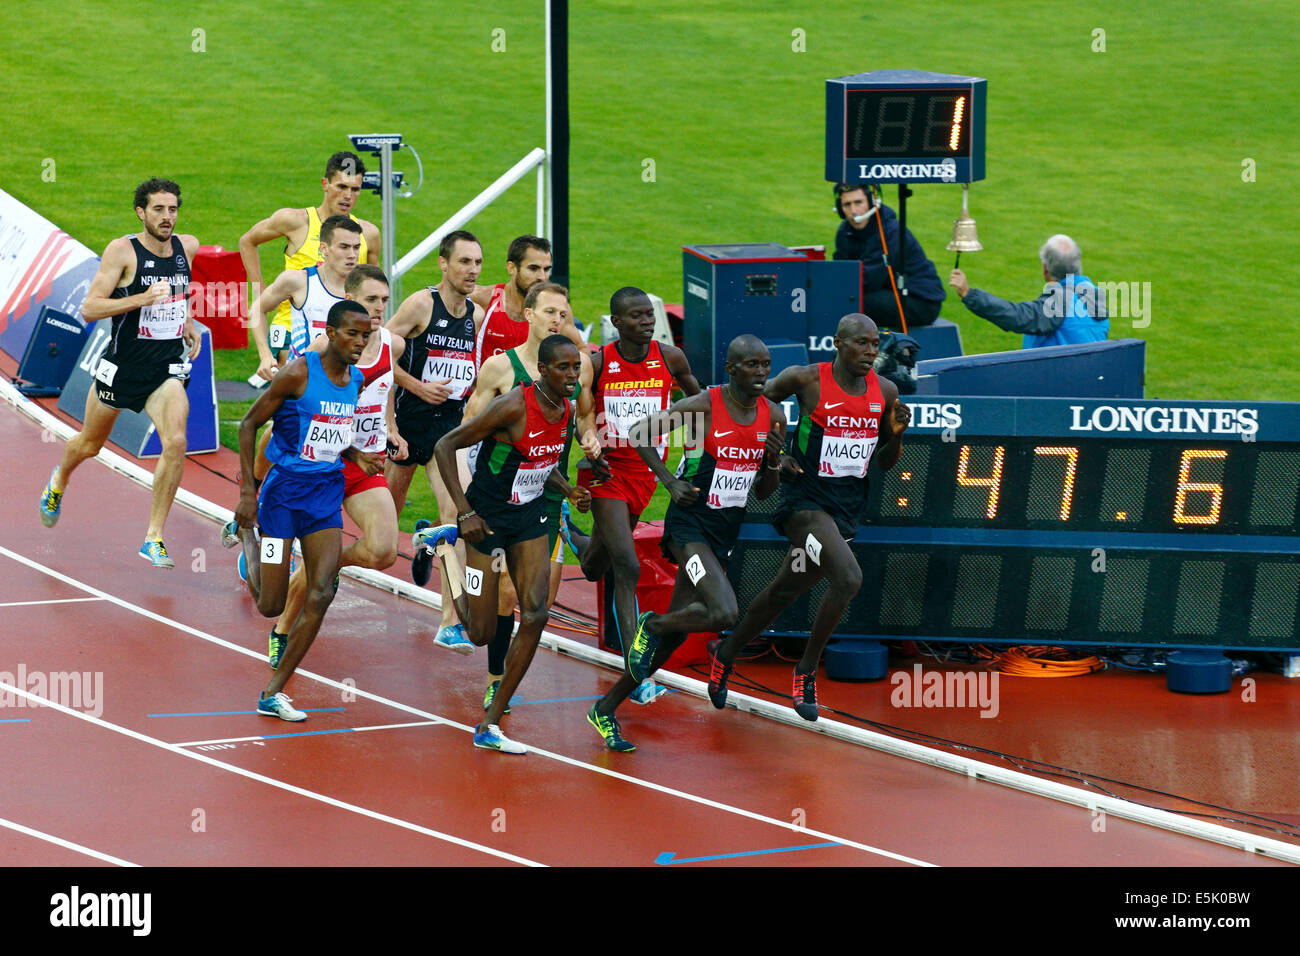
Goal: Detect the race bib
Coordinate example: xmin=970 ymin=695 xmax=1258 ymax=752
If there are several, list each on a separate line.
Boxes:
xmin=705 ymin=463 xmax=758 ymax=509
xmin=300 ymin=413 xmax=353 ymax=463
xmin=818 ymin=433 xmax=878 ymax=479
xmin=138 ymin=285 xmax=187 ymax=340
xmin=509 ymin=459 xmax=554 ymax=505
xmin=423 ymin=349 xmax=475 ymax=401
xmin=351 ymin=402 xmax=386 ymax=451
xmin=602 ymin=393 xmax=664 ymax=446
xmin=94 ymin=358 xmax=118 ymax=387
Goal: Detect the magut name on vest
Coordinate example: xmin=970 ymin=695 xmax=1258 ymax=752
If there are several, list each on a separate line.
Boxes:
xmin=818 ymin=435 xmax=878 ymax=478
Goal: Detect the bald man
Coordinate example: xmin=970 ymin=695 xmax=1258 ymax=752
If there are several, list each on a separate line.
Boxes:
xmin=708 ymin=315 xmax=910 ymax=722
xmin=589 ymin=335 xmax=786 ymax=751
xmin=949 ymin=234 xmax=1109 ymax=348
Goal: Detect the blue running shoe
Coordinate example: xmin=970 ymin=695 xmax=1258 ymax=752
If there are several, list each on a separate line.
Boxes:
xmin=39 ymin=468 xmax=63 ymax=528
xmin=237 ymin=550 xmax=247 ymax=582
xmin=629 ymin=679 xmax=668 ymax=705
xmin=473 ymin=723 xmax=526 ymax=754
xmin=139 ymin=539 xmax=175 ymax=569
xmin=625 ymin=611 xmax=659 ymax=684
xmin=587 ymin=704 xmax=635 ymax=752
xmin=483 ymin=679 xmax=512 ymax=714
xmin=257 ymin=692 xmax=306 ymax=722
xmin=434 ymin=623 xmax=474 ymax=655
xmin=220 ymin=519 xmax=239 ymax=549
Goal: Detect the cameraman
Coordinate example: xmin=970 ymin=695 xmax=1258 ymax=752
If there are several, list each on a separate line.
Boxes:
xmin=832 ymin=183 xmax=945 ymax=329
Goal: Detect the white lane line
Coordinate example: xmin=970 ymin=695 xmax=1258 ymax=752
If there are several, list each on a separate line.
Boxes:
xmin=0 ymin=815 xmax=138 ymax=867
xmin=0 ymin=597 xmax=106 ymax=608
xmin=174 ymin=720 xmax=440 ymax=748
xmin=0 ymin=680 xmax=542 ymax=867
xmin=0 ymin=543 xmax=926 ymax=867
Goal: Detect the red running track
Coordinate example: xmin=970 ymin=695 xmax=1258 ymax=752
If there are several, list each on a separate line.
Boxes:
xmin=0 ymin=397 xmax=1291 ymax=868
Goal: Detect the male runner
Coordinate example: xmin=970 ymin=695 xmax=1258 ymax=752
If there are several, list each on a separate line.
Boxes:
xmin=452 ymin=282 xmax=600 ymax=711
xmin=587 ymin=335 xmax=786 ymax=751
xmin=468 ymin=235 xmax=583 ymax=367
xmin=246 ymin=215 xmax=362 ymax=379
xmin=708 ymin=314 xmax=911 ymax=721
xmin=40 ymin=178 xmax=202 ymax=568
xmin=239 ymin=150 xmax=380 ymax=374
xmin=264 ymin=265 xmax=406 ymax=668
xmin=385 ymin=230 xmax=482 ymax=649
xmin=221 ymin=300 xmax=373 ymax=721
xmin=432 ymin=333 xmax=584 ymax=754
xmin=577 ymin=287 xmax=700 ymax=662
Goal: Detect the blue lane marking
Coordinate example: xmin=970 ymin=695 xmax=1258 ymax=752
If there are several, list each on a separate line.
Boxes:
xmin=655 ymin=843 xmax=841 ymax=865
xmin=0 ymin=718 xmax=32 ymax=723
xmin=260 ymin=727 xmax=357 ymax=740
xmin=147 ymin=708 xmax=347 ymax=717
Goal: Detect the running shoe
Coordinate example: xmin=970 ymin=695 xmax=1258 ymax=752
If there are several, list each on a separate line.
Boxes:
xmin=793 ymin=669 xmax=819 ymax=722
xmin=220 ymin=519 xmax=239 ymax=549
xmin=38 ymin=468 xmax=63 ymax=527
xmin=483 ymin=679 xmax=511 ymax=714
xmin=268 ymin=628 xmax=287 ymax=670
xmin=410 ymin=518 xmax=433 ymax=586
xmin=473 ymin=723 xmax=526 ymax=754
xmin=257 ymin=692 xmax=306 ymax=722
xmin=139 ymin=538 xmax=175 ymax=569
xmin=434 ymin=623 xmax=474 ymax=655
xmin=587 ymin=704 xmax=635 ymax=752
xmin=708 ymin=651 xmax=734 ymax=709
xmin=625 ymin=611 xmax=659 ymax=684
xmin=629 ymin=679 xmax=668 ymax=705
xmin=237 ymin=550 xmax=247 ymax=582
xmin=559 ymin=498 xmax=587 ymax=559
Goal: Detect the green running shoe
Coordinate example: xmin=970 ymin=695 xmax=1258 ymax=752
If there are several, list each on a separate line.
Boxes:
xmin=625 ymin=611 xmax=659 ymax=684
xmin=268 ymin=628 xmax=288 ymax=670
xmin=587 ymin=704 xmax=635 ymax=752
xmin=483 ymin=679 xmax=511 ymax=714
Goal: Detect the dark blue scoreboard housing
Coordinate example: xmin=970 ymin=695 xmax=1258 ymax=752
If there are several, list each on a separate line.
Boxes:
xmin=683 ymin=243 xmax=860 ymax=386
xmin=826 ymin=70 xmax=987 ymax=185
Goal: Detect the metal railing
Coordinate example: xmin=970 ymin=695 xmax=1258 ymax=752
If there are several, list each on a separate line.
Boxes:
xmin=392 ymin=147 xmax=547 ymax=287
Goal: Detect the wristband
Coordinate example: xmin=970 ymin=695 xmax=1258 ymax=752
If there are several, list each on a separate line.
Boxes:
xmin=457 ymin=510 xmax=477 ymax=523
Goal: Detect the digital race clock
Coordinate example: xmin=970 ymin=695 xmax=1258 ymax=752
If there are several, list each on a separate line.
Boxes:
xmin=733 ymin=397 xmax=1299 ymax=651
xmin=825 ymin=70 xmax=987 ymax=185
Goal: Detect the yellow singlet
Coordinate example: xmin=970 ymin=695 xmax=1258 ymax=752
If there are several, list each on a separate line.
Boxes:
xmin=268 ymin=207 xmax=369 ymax=346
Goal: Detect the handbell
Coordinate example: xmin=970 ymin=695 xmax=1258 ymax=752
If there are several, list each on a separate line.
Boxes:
xmin=946 ymin=183 xmax=983 ymax=253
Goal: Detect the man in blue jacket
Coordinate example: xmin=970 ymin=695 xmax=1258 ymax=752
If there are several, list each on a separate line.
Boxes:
xmin=949 ymin=235 xmax=1109 ymax=349
xmin=832 ymin=183 xmax=945 ymax=329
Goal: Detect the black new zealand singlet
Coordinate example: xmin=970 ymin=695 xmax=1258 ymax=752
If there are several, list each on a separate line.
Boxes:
xmin=394 ymin=288 xmax=476 ymax=429
xmin=107 ymin=235 xmax=191 ymax=366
